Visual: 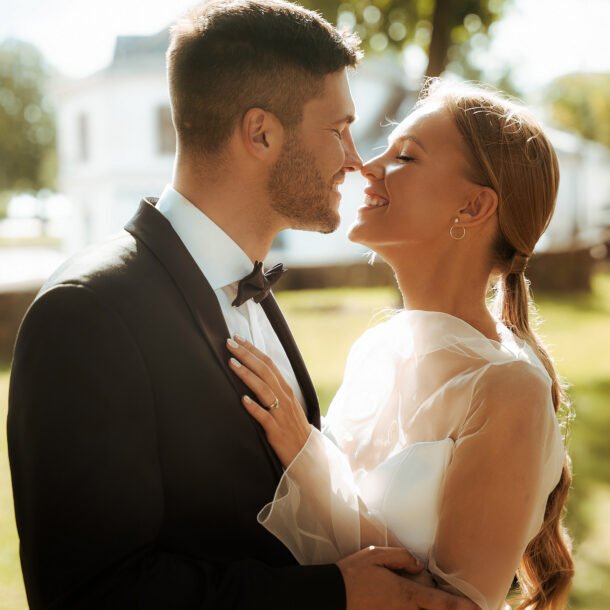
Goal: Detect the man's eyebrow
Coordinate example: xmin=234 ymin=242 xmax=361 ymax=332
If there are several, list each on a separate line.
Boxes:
xmin=389 ymin=134 xmax=427 ymax=152
xmin=332 ymin=114 xmax=357 ymax=126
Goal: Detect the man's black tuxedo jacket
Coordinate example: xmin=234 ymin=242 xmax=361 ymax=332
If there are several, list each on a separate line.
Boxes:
xmin=8 ymin=199 xmax=346 ymax=610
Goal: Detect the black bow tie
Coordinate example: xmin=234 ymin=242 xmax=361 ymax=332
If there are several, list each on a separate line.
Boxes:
xmin=232 ymin=261 xmax=286 ymax=307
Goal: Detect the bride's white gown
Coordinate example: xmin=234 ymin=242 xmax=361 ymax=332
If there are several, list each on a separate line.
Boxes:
xmin=258 ymin=311 xmax=566 ymax=610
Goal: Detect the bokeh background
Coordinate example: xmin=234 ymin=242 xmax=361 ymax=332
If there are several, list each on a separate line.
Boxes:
xmin=1 ymin=0 xmax=609 ymax=608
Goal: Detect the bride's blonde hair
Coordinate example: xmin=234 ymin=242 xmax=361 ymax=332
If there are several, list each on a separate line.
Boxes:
xmin=417 ymin=79 xmax=574 ymax=609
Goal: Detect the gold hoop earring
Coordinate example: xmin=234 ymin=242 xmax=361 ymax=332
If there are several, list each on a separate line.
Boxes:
xmin=450 ymin=218 xmax=466 ymax=240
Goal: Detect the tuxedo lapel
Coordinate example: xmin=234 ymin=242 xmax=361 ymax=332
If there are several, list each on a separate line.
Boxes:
xmin=125 ymin=198 xmax=233 ymax=383
xmin=124 ymin=198 xmax=283 ymax=476
xmin=260 ymin=295 xmax=321 ymax=429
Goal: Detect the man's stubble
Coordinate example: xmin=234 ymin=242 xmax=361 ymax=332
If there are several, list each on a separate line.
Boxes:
xmin=268 ymin=130 xmax=340 ymax=234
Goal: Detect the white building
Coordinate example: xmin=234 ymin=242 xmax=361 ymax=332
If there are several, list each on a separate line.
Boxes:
xmin=55 ymin=30 xmax=176 ymax=251
xmin=54 ymin=28 xmax=610 ymax=263
xmin=539 ymin=128 xmax=610 ymax=252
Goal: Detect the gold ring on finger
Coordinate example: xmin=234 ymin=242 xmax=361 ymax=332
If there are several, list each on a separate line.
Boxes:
xmin=267 ymin=397 xmax=280 ymax=410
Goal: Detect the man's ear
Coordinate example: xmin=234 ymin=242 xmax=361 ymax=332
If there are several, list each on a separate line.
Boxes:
xmin=457 ymin=187 xmax=498 ymax=228
xmin=240 ymin=108 xmax=283 ymax=161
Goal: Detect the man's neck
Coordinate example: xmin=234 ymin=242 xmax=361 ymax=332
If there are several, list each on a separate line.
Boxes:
xmin=173 ymin=166 xmax=282 ymax=263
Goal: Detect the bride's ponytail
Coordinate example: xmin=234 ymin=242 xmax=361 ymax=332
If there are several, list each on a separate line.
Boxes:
xmin=496 ymin=270 xmax=574 ymax=609
xmin=418 ymin=79 xmax=574 ymax=608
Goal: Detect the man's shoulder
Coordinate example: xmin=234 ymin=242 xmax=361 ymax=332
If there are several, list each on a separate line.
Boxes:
xmin=39 ymin=230 xmax=149 ymax=297
xmin=20 ymin=230 xmax=164 ymax=338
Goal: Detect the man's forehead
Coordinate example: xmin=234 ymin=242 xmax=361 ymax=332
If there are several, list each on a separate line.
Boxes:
xmin=303 ymin=69 xmax=356 ymax=121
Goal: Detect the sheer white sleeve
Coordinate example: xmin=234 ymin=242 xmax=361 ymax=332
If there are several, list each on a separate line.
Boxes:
xmin=427 ymin=361 xmax=565 ymax=609
xmin=257 ymin=418 xmax=389 ymax=565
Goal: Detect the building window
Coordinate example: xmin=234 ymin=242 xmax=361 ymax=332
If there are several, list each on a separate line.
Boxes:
xmin=157 ymin=106 xmax=175 ymax=155
xmin=77 ymin=113 xmax=89 ymax=162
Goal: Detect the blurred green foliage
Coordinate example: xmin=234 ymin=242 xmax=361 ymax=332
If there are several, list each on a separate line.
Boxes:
xmin=0 ymin=39 xmax=57 ymax=205
xmin=300 ymin=0 xmax=511 ymax=78
xmin=545 ymin=73 xmax=610 ymax=147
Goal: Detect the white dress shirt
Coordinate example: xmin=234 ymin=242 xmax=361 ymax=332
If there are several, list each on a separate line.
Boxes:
xmin=156 ymin=185 xmax=306 ymax=409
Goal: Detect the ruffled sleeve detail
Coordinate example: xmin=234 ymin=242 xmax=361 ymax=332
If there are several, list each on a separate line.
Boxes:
xmin=257 ymin=425 xmax=388 ymax=565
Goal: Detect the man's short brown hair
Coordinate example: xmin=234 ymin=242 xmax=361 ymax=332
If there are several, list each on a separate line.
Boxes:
xmin=167 ymin=0 xmax=362 ymax=157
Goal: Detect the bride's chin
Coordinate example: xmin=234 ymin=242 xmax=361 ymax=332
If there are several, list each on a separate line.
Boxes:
xmin=347 ymin=222 xmax=368 ymax=245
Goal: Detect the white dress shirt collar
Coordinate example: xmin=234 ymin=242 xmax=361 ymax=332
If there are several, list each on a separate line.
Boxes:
xmin=156 ymin=184 xmax=254 ymax=290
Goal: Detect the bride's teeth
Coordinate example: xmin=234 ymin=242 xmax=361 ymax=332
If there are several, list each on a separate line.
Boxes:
xmin=364 ymin=194 xmax=388 ymax=208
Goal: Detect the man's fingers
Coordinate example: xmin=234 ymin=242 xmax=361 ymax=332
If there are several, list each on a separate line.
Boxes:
xmin=403 ymin=580 xmax=478 ymax=610
xmin=364 ymin=546 xmax=423 ymax=574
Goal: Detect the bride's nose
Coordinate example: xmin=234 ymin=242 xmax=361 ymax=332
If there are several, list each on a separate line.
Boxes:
xmin=360 ymin=155 xmax=385 ymax=182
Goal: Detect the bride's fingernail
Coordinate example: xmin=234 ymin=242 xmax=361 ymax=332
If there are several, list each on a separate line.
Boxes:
xmin=243 ymin=395 xmax=252 ymax=404
xmin=234 ymin=334 xmax=245 ymax=342
xmin=227 ymin=338 xmax=239 ymax=349
xmin=230 ymin=357 xmax=241 ymax=368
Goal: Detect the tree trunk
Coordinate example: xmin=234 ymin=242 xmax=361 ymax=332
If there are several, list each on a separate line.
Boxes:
xmin=426 ymin=0 xmax=453 ymax=77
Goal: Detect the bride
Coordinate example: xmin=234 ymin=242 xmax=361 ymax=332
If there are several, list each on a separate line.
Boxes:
xmin=226 ymin=80 xmax=574 ymax=610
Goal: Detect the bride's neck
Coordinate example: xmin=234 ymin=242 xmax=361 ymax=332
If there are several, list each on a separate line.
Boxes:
xmin=390 ymin=254 xmax=499 ymax=340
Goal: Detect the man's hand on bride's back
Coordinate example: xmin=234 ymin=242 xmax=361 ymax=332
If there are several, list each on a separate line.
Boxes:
xmin=337 ymin=546 xmax=478 ymax=610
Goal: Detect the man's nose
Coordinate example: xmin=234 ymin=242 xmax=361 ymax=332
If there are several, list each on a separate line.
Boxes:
xmin=343 ymin=133 xmax=363 ymax=173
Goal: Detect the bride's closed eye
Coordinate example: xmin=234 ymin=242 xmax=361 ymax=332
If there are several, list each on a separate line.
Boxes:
xmin=396 ymin=155 xmax=415 ymax=163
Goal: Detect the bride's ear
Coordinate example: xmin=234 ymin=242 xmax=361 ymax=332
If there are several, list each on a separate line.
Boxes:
xmin=457 ymin=187 xmax=498 ymax=228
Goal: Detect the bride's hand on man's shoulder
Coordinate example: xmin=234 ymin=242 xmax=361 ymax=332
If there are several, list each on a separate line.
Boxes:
xmin=227 ymin=336 xmax=311 ymax=468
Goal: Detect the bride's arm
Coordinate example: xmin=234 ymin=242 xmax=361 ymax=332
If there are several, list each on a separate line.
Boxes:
xmin=427 ymin=361 xmax=565 ymax=610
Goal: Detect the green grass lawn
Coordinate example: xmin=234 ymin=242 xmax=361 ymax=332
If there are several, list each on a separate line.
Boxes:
xmin=1 ymin=275 xmax=609 ymax=609
xmin=0 ymin=372 xmax=25 ymax=610
xmin=533 ymin=276 xmax=610 ymax=609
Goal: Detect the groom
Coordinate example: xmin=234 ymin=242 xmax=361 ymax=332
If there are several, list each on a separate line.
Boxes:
xmin=8 ymin=2 xmax=474 ymax=609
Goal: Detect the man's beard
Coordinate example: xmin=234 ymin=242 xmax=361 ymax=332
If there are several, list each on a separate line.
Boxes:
xmin=268 ymin=131 xmax=340 ymax=233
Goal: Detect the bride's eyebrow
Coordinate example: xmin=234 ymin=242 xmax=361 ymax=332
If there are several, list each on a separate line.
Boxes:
xmin=389 ymin=134 xmax=427 ymax=153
